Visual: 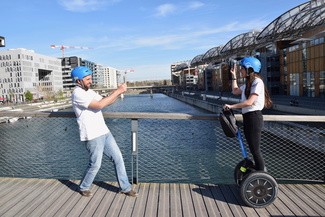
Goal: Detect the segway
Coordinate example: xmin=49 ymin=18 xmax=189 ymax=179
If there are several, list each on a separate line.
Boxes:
xmin=220 ymin=109 xmax=278 ymax=208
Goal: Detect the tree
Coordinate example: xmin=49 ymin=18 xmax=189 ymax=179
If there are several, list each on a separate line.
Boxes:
xmin=25 ymin=90 xmax=33 ymax=101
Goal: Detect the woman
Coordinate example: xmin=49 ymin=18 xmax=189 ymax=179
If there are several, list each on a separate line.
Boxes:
xmin=223 ymin=57 xmax=272 ymax=171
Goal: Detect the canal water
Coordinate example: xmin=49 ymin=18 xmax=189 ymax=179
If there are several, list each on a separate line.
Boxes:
xmin=0 ymin=94 xmax=323 ymax=184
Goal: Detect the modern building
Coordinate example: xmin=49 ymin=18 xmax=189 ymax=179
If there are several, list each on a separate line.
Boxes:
xmin=82 ymin=60 xmax=98 ymax=87
xmin=171 ymin=61 xmax=198 ymax=89
xmin=61 ymin=56 xmax=82 ymax=91
xmin=100 ymin=66 xmax=120 ymax=89
xmin=0 ymin=36 xmax=5 ymax=47
xmin=0 ymin=48 xmax=63 ymax=102
xmin=172 ymin=0 xmax=325 ymax=98
xmin=61 ymin=57 xmax=120 ymax=89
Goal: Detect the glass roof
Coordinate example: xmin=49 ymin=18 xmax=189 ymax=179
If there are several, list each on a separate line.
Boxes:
xmin=173 ymin=62 xmax=189 ymax=72
xmin=176 ymin=0 xmax=325 ymax=68
xmin=201 ymin=46 xmax=223 ymax=63
xmin=220 ymin=30 xmax=261 ymax=58
xmin=190 ymin=54 xmax=204 ymax=67
xmin=256 ymin=0 xmax=325 ymax=43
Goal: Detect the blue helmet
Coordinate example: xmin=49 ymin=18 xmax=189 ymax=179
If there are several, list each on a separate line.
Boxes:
xmin=71 ymin=66 xmax=92 ymax=82
xmin=239 ymin=57 xmax=261 ymax=73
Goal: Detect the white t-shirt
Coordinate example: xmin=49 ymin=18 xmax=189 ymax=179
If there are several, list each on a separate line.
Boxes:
xmin=240 ymin=77 xmax=265 ymax=114
xmin=72 ymin=87 xmax=109 ymax=141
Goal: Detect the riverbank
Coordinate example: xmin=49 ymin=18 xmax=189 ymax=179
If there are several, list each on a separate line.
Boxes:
xmin=167 ymin=91 xmax=325 ymax=115
xmin=0 ymin=99 xmax=72 ymax=123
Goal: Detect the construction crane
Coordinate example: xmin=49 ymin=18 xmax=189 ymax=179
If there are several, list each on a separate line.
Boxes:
xmin=50 ymin=45 xmax=93 ymax=57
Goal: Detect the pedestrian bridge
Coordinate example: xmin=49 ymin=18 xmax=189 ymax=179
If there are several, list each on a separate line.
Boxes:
xmin=0 ymin=111 xmax=324 ymax=216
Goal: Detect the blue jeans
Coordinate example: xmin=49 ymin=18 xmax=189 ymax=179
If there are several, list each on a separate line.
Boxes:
xmin=79 ymin=132 xmax=131 ymax=192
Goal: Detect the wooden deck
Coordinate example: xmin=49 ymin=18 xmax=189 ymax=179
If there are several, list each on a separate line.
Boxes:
xmin=0 ymin=177 xmax=324 ymax=217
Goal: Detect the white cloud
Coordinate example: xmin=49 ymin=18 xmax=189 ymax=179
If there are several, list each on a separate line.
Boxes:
xmin=153 ymin=2 xmax=204 ymax=17
xmin=58 ymin=0 xmax=111 ymax=12
xmin=94 ymin=18 xmax=268 ymax=52
xmin=154 ymin=4 xmax=176 ymax=17
xmin=187 ymin=1 xmax=204 ymax=10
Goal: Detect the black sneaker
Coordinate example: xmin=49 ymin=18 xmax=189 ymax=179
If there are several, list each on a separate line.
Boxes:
xmin=123 ymin=190 xmax=138 ymax=197
xmin=79 ymin=190 xmax=93 ymax=197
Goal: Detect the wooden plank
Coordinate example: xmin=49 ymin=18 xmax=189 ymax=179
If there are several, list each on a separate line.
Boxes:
xmin=198 ymin=184 xmax=221 ymax=217
xmin=27 ymin=180 xmax=72 ymax=216
xmin=131 ymin=183 xmax=149 ymax=217
xmin=300 ymin=184 xmax=325 ymax=205
xmin=209 ymin=184 xmax=233 ymax=216
xmin=92 ymin=182 xmax=119 ymax=216
xmin=219 ymin=184 xmax=246 ymax=217
xmin=65 ymin=181 xmax=103 ymax=217
xmin=8 ymin=179 xmax=58 ymax=217
xmin=52 ymin=182 xmax=84 ymax=217
xmin=280 ymin=184 xmax=320 ymax=216
xmin=170 ymin=183 xmax=182 ymax=217
xmin=79 ymin=181 xmax=115 ymax=217
xmin=100 ymin=181 xmax=126 ymax=217
xmin=0 ymin=177 xmax=25 ymax=197
xmin=285 ymin=184 xmax=325 ymax=216
xmin=118 ymin=184 xmax=139 ymax=217
xmin=0 ymin=178 xmax=325 ymax=217
xmin=227 ymin=185 xmax=260 ymax=217
xmin=0 ymin=178 xmax=42 ymax=216
xmin=26 ymin=180 xmax=67 ymax=215
xmin=157 ymin=183 xmax=170 ymax=217
xmin=277 ymin=185 xmax=307 ymax=216
xmin=271 ymin=185 xmax=295 ymax=216
xmin=190 ymin=183 xmax=209 ymax=217
xmin=180 ymin=183 xmax=196 ymax=217
xmin=144 ymin=183 xmax=159 ymax=217
xmin=38 ymin=180 xmax=78 ymax=216
xmin=311 ymin=184 xmax=325 ymax=195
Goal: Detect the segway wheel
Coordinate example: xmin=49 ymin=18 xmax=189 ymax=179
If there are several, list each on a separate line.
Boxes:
xmin=234 ymin=159 xmax=255 ymax=186
xmin=239 ymin=171 xmax=278 ymax=208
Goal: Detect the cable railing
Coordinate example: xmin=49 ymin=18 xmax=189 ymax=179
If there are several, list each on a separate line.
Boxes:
xmin=0 ymin=111 xmax=324 ymax=184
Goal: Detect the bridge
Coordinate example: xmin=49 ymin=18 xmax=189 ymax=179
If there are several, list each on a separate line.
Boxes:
xmin=0 ymin=111 xmax=324 ymax=216
xmin=93 ymin=85 xmax=177 ymax=97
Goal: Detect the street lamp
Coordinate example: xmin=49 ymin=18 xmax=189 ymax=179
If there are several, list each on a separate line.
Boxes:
xmin=0 ymin=36 xmax=5 ymax=47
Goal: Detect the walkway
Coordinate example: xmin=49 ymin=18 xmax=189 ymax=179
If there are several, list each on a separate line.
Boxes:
xmin=0 ymin=177 xmax=324 ymax=217
xmin=175 ymin=91 xmax=325 ymax=115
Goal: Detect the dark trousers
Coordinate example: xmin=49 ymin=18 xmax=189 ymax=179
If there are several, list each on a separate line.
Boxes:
xmin=243 ymin=110 xmax=265 ymax=171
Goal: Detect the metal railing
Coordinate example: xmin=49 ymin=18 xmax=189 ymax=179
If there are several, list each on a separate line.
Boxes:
xmin=0 ymin=111 xmax=324 ymax=184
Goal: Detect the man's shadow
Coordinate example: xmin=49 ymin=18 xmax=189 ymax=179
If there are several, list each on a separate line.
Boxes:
xmin=59 ymin=180 xmax=119 ymax=194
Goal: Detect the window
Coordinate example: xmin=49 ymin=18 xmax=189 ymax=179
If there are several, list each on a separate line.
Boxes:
xmin=303 ymin=72 xmax=315 ymax=97
xmin=320 ymin=71 xmax=325 ymax=98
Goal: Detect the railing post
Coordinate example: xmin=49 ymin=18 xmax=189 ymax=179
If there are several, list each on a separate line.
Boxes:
xmin=131 ymin=119 xmax=139 ymax=184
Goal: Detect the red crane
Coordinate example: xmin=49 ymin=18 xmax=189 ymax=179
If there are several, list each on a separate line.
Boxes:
xmin=50 ymin=45 xmax=93 ymax=57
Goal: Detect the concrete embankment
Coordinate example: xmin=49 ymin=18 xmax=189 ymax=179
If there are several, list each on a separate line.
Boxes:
xmin=168 ymin=92 xmax=325 ymax=115
xmin=0 ymin=99 xmax=72 ymax=123
xmin=167 ymin=92 xmax=223 ymax=113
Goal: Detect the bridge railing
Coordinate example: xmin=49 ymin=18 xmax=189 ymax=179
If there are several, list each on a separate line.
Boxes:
xmin=0 ymin=111 xmax=324 ymax=184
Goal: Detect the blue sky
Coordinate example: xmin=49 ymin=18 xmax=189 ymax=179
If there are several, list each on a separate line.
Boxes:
xmin=2 ymin=0 xmax=309 ymax=81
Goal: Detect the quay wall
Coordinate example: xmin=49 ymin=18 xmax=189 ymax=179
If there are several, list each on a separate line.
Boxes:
xmin=167 ymin=93 xmax=222 ymax=113
xmin=168 ymin=92 xmax=325 ymax=115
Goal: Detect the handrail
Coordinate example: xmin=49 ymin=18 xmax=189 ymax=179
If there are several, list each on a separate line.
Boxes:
xmin=0 ymin=110 xmax=323 ymax=183
xmin=0 ymin=111 xmax=325 ymax=121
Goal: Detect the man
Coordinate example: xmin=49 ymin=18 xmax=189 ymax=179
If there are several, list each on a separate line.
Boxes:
xmin=71 ymin=66 xmax=138 ymax=197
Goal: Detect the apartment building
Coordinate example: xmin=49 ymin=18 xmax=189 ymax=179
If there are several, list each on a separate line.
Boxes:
xmin=100 ymin=66 xmax=120 ymax=89
xmin=0 ymin=48 xmax=63 ymax=102
xmin=61 ymin=56 xmax=82 ymax=91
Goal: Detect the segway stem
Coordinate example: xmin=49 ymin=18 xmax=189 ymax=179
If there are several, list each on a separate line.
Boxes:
xmin=237 ymin=130 xmax=247 ymax=158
